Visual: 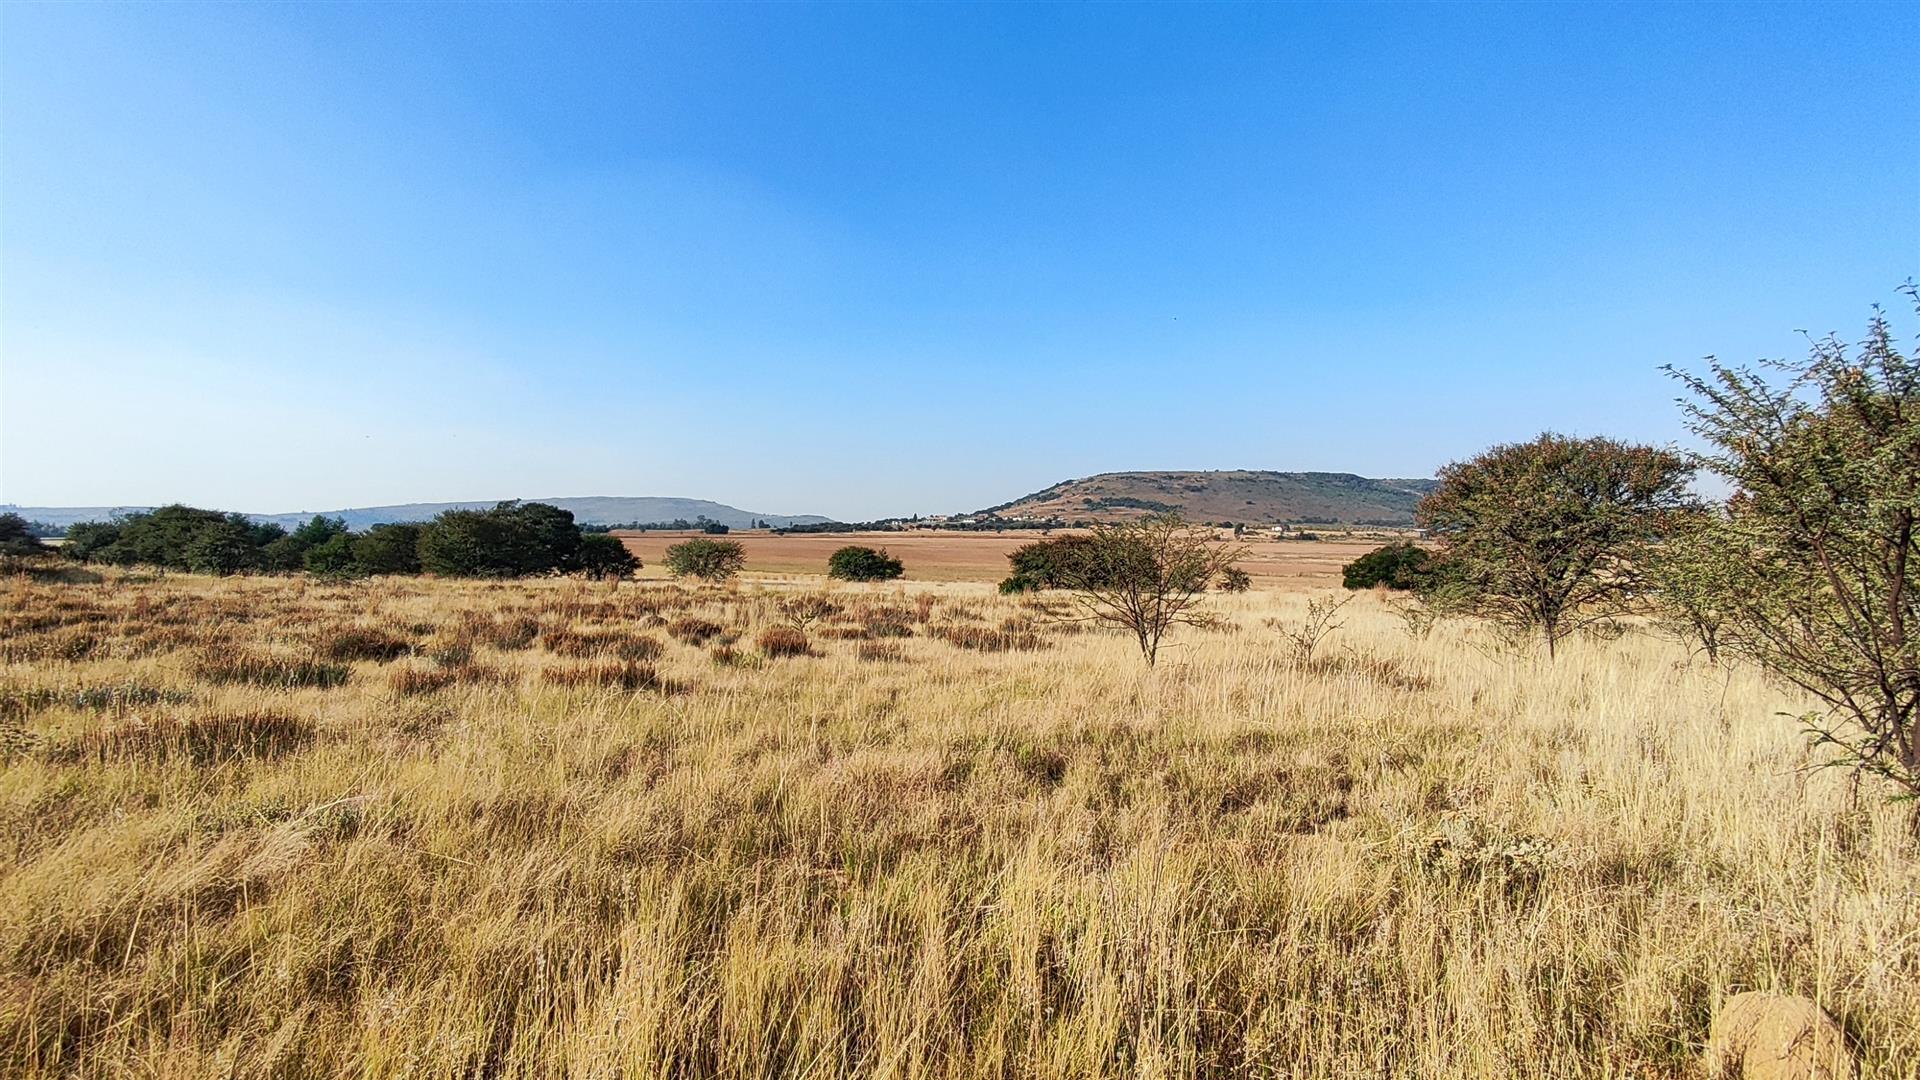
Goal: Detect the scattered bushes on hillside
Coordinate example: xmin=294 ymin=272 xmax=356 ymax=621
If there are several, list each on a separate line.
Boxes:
xmin=663 ymin=538 xmax=746 ymax=582
xmin=827 ymin=545 xmax=905 ymax=582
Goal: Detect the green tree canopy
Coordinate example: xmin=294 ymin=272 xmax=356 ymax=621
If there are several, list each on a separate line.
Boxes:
xmin=663 ymin=537 xmax=746 ymax=582
xmin=827 ymin=545 xmax=904 ymax=582
xmin=1417 ymin=433 xmax=1695 ymax=655
xmin=1667 ymin=290 xmax=1920 ymax=814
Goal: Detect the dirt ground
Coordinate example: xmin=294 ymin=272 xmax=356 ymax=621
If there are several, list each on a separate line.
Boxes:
xmin=615 ymin=530 xmax=1385 ymax=586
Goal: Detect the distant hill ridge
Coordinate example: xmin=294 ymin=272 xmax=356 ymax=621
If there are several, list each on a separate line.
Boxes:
xmin=5 ymin=497 xmax=832 ymax=532
xmin=981 ymin=470 xmax=1438 ymax=525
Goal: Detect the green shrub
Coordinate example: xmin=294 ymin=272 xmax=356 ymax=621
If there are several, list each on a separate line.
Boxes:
xmin=62 ymin=505 xmax=286 ymax=575
xmin=663 ymin=538 xmax=746 ymax=582
xmin=999 ymin=535 xmax=1099 ymax=593
xmin=827 ymin=545 xmax=904 ymax=582
xmin=351 ymin=524 xmax=423 ymax=575
xmin=304 ymin=533 xmax=364 ymax=577
xmin=1341 ymin=542 xmax=1435 ymax=591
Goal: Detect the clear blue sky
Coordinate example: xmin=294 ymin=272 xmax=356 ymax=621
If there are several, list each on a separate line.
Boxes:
xmin=2 ymin=3 xmax=1914 ymax=521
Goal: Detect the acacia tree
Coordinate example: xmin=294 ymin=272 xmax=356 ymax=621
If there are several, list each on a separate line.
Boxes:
xmin=1643 ymin=506 xmax=1731 ymax=663
xmin=1059 ymin=514 xmax=1244 ymax=666
xmin=663 ymin=537 xmax=746 ymax=582
xmin=1417 ymin=433 xmax=1696 ymax=656
xmin=1668 ymin=291 xmax=1920 ymax=816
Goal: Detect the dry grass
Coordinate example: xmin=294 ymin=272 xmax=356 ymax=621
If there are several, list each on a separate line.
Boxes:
xmin=0 ymin=569 xmax=1916 ymax=1078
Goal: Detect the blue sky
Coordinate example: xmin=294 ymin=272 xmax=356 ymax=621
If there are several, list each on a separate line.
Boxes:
xmin=2 ymin=3 xmax=1914 ymax=521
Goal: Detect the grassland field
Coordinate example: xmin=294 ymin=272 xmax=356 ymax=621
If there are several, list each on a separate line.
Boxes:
xmin=1 ymin=567 xmax=1916 ymax=1078
xmin=613 ymin=530 xmax=1391 ymax=585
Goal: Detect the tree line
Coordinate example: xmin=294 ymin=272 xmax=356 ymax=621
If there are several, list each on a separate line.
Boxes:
xmin=55 ymin=501 xmax=639 ymax=580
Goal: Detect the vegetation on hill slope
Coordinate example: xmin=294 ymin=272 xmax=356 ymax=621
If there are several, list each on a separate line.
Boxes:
xmin=982 ymin=470 xmax=1438 ymax=525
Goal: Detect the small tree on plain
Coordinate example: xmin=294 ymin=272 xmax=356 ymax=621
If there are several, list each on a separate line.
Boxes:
xmin=827 ymin=545 xmax=904 ymax=582
xmin=1667 ymin=290 xmax=1920 ymax=818
xmin=1417 ymin=433 xmax=1695 ymax=657
xmin=1058 ymin=514 xmax=1245 ymax=666
xmin=663 ymin=537 xmax=746 ymax=582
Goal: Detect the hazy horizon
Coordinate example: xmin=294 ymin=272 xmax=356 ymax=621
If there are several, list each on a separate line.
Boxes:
xmin=3 ymin=3 xmax=1915 ymax=521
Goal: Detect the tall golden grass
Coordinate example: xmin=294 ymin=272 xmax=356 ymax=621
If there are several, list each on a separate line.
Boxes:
xmin=1 ymin=570 xmax=1914 ymax=1078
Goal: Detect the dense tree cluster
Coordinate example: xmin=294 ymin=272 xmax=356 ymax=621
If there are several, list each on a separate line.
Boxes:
xmin=58 ymin=501 xmax=637 ymax=581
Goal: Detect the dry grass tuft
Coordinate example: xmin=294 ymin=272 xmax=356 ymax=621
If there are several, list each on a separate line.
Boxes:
xmin=667 ymin=616 xmax=725 ymax=645
xmin=540 ymin=659 xmax=678 ymax=693
xmin=44 ymin=708 xmax=314 ymax=765
xmin=318 ymin=625 xmax=413 ymax=663
xmin=933 ymin=620 xmax=1049 ymax=652
xmin=755 ymin=626 xmax=814 ymax=658
xmin=191 ymin=645 xmax=350 ymax=689
xmin=856 ymin=641 xmax=905 ymax=662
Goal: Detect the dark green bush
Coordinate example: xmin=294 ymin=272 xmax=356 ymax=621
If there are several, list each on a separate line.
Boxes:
xmin=61 ymin=505 xmax=285 ymax=575
xmin=575 ymin=533 xmax=640 ymax=580
xmin=351 ymin=524 xmax=423 ymax=575
xmin=0 ymin=514 xmax=49 ymax=559
xmin=418 ymin=502 xmax=583 ymax=577
xmin=303 ymin=533 xmax=364 ymax=577
xmin=999 ymin=535 xmax=1100 ymax=593
xmin=1341 ymin=542 xmax=1435 ymax=591
xmin=827 ymin=545 xmax=904 ymax=582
